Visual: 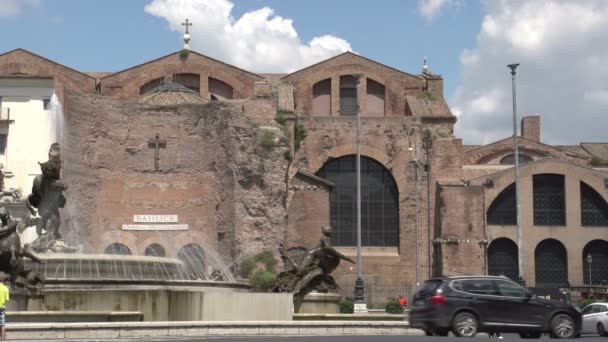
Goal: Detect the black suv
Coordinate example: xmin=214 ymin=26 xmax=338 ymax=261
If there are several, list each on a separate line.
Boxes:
xmin=409 ymin=276 xmax=581 ymax=338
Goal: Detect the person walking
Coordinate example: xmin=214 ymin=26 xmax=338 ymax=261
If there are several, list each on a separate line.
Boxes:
xmin=0 ymin=272 xmax=9 ymax=340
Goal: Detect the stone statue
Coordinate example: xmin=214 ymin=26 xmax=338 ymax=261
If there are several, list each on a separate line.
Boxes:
xmin=0 ymin=206 xmax=44 ymax=291
xmin=26 ymin=143 xmax=71 ymax=253
xmin=273 ymin=225 xmax=355 ymax=307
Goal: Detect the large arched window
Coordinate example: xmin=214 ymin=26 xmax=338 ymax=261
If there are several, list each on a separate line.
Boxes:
xmin=174 ymin=73 xmax=200 ymax=93
xmin=104 ymin=243 xmax=132 ymax=255
xmin=366 ymin=78 xmax=385 ymax=116
xmin=208 ymin=77 xmax=233 ymax=100
xmin=535 ymin=239 xmax=568 ymax=287
xmin=339 ymin=75 xmax=358 ymax=116
xmin=139 ymin=77 xmax=163 ymax=95
xmin=583 ymin=240 xmax=608 ymax=284
xmin=316 ymin=155 xmax=399 ymax=246
xmin=500 ymin=153 xmax=533 ymax=165
xmin=178 ymin=243 xmax=206 ymax=279
xmin=487 ymin=184 xmax=516 ymax=225
xmin=533 ymin=174 xmax=565 ymax=226
xmin=312 ymin=78 xmax=331 ymax=116
xmin=581 ymin=182 xmax=608 ymax=226
xmin=488 ymin=238 xmax=518 ymax=281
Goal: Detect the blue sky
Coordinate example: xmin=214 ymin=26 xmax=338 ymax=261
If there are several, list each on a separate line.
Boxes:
xmin=2 ymin=0 xmax=608 ymax=145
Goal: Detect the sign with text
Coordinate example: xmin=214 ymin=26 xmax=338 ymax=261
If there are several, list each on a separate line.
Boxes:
xmin=122 ymin=224 xmax=188 ymax=231
xmin=133 ymin=215 xmax=178 ymax=223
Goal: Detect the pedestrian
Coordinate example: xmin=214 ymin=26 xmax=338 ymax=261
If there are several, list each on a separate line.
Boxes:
xmin=0 ymin=272 xmax=8 ymax=340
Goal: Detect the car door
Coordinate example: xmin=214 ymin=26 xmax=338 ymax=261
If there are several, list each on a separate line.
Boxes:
xmin=597 ymin=304 xmax=608 ymax=333
xmin=581 ymin=305 xmax=596 ymax=333
xmin=492 ymin=279 xmax=546 ymax=327
xmin=455 ymin=278 xmax=504 ymax=325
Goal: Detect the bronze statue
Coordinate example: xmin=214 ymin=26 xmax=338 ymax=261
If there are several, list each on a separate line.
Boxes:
xmin=26 ymin=143 xmax=68 ymax=252
xmin=273 ymin=225 xmax=355 ymax=308
xmin=0 ymin=206 xmax=44 ymax=291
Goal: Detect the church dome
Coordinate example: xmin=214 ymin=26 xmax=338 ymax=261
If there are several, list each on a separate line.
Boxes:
xmin=137 ymin=81 xmax=207 ymax=105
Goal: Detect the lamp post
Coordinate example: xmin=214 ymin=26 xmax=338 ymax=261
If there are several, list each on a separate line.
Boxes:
xmin=587 ymin=253 xmax=593 ymax=285
xmin=353 ymin=74 xmax=367 ymax=312
xmin=508 ymin=63 xmax=524 ymax=285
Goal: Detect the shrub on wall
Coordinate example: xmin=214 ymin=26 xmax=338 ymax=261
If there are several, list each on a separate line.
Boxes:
xmin=579 ymin=298 xmax=596 ymax=309
xmin=250 ymin=269 xmax=277 ymax=291
xmin=385 ymin=299 xmax=403 ymax=314
xmin=340 ymin=299 xmax=354 ymax=314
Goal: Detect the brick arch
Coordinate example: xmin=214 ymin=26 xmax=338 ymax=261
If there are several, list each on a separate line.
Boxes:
xmin=309 ymin=144 xmax=392 ymax=174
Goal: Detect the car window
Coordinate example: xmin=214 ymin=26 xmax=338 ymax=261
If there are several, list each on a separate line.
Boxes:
xmin=592 ymin=305 xmax=603 ymax=313
xmin=415 ymin=280 xmax=443 ymax=298
xmin=582 ymin=305 xmax=595 ymax=315
xmin=494 ymin=279 xmax=526 ymax=298
xmin=601 ymin=305 xmax=608 ymax=313
xmin=461 ymin=279 xmax=499 ymax=296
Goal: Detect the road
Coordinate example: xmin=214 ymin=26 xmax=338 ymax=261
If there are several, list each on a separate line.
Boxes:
xmin=13 ymin=334 xmax=605 ymax=342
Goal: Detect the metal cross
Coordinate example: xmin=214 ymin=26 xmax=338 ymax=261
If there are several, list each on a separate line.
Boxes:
xmin=181 ymin=19 xmax=192 ymax=34
xmin=147 ymin=133 xmax=166 ymax=171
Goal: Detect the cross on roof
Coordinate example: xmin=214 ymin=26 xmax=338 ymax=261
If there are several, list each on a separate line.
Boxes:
xmin=182 ymin=19 xmax=192 ymax=34
xmin=148 ymin=133 xmax=167 ymax=172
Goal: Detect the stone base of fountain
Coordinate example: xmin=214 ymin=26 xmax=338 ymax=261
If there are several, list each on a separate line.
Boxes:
xmin=297 ymin=292 xmax=341 ymax=314
xmin=10 ymin=254 xmax=294 ymax=321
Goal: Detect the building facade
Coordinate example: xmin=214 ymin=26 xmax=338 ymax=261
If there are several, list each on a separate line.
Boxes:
xmin=1 ymin=48 xmax=607 ymax=302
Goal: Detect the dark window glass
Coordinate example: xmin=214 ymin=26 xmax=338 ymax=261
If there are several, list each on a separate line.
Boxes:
xmin=104 ymin=243 xmax=132 ymax=255
xmin=533 ymin=174 xmax=565 ymax=225
xmin=139 ymin=77 xmax=164 ymax=95
xmin=144 ymin=243 xmax=166 ymax=257
xmin=494 ymin=279 xmax=526 ymax=298
xmin=43 ymin=98 xmax=51 ymax=110
xmin=583 ymin=240 xmax=608 ymax=285
xmin=340 ymin=75 xmax=358 ymax=115
xmin=488 ymin=238 xmax=519 ymax=281
xmin=316 ymin=155 xmax=399 ymax=246
xmin=461 ymin=279 xmax=498 ymax=296
xmin=535 ymin=239 xmax=568 ymax=287
xmin=582 ymin=305 xmax=594 ymax=315
xmin=500 ymin=153 xmax=533 ymax=165
xmin=173 ymin=73 xmax=200 ymax=93
xmin=0 ymin=134 xmax=7 ymax=155
xmin=581 ymin=182 xmax=608 ymax=226
xmin=487 ymin=184 xmax=516 ymax=225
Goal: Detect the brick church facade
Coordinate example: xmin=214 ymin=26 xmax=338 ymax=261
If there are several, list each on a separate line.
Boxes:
xmin=1 ymin=48 xmax=607 ymax=301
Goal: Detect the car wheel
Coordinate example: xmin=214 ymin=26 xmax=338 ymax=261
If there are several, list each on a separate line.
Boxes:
xmin=436 ymin=329 xmax=449 ymax=336
xmin=452 ymin=312 xmax=478 ymax=337
xmin=520 ymin=331 xmax=542 ymax=339
xmin=424 ymin=330 xmax=434 ymax=336
xmin=598 ymin=323 xmax=608 ymax=337
xmin=550 ymin=313 xmax=576 ymax=339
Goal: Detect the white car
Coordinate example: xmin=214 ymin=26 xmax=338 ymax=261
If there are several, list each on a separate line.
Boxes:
xmin=581 ymin=302 xmax=608 ymax=336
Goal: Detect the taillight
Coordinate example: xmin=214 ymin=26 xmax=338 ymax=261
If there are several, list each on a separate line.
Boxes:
xmin=430 ymin=294 xmax=447 ymax=305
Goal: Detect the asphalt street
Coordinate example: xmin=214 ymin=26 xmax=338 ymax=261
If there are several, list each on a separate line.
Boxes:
xmin=12 ymin=334 xmax=607 ymax=342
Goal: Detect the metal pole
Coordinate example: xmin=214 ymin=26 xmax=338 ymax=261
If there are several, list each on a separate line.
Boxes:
xmin=508 ymin=63 xmax=524 ymax=284
xmin=415 ymin=162 xmax=420 ymax=288
xmin=354 ymin=75 xmax=366 ymax=311
xmin=589 ymin=262 xmax=592 ymax=285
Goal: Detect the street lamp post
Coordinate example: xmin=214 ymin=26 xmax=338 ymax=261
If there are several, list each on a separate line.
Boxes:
xmin=353 ymin=75 xmax=367 ymax=313
xmin=587 ymin=254 xmax=593 ymax=285
xmin=508 ymin=63 xmax=524 ymax=285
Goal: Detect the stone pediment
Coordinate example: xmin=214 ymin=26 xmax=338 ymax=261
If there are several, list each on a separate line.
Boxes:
xmin=464 ymin=136 xmax=590 ymax=165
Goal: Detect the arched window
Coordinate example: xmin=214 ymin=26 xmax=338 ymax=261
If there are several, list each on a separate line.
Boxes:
xmin=208 ymin=77 xmax=233 ymax=100
xmin=339 ymin=75 xmax=357 ymax=116
xmin=583 ymin=240 xmax=608 ymax=285
xmin=174 ymin=73 xmax=200 ymax=93
xmin=316 ymin=155 xmax=399 ymax=246
xmin=366 ymin=78 xmax=385 ymax=116
xmin=581 ymin=182 xmax=608 ymax=226
xmin=178 ymin=243 xmax=206 ymax=279
xmin=535 ymin=239 xmax=568 ymax=287
xmin=144 ymin=243 xmax=166 ymax=257
xmin=500 ymin=153 xmax=533 ymax=165
xmin=488 ymin=238 xmax=518 ymax=281
xmin=312 ymin=78 xmax=331 ymax=116
xmin=139 ymin=77 xmax=163 ymax=95
xmin=487 ymin=183 xmax=516 ymax=225
xmin=104 ymin=243 xmax=132 ymax=255
xmin=533 ymin=174 xmax=565 ymax=226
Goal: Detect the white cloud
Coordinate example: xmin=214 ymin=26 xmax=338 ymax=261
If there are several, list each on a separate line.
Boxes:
xmin=452 ymin=0 xmax=608 ymax=144
xmin=418 ymin=0 xmax=462 ymax=21
xmin=0 ymin=0 xmax=39 ymax=17
xmin=144 ymin=0 xmax=352 ymax=73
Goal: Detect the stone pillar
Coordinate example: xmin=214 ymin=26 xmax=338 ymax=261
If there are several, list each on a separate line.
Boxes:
xmin=521 ymin=116 xmax=541 ymax=142
xmin=200 ymin=73 xmax=209 ymax=100
xmin=278 ymin=83 xmax=295 ymax=112
xmin=359 ymin=77 xmax=367 ymax=115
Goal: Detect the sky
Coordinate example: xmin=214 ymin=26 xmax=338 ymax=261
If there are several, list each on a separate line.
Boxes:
xmin=1 ymin=0 xmax=607 ymax=145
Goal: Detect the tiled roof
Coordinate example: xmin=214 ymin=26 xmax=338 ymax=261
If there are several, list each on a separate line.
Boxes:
xmin=137 ymin=81 xmax=207 ymax=105
xmin=85 ymin=72 xmax=113 ymax=79
xmin=581 ymin=143 xmax=608 ymax=160
xmin=405 ymin=96 xmax=452 ymax=117
xmin=259 ymin=73 xmax=286 ymax=87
